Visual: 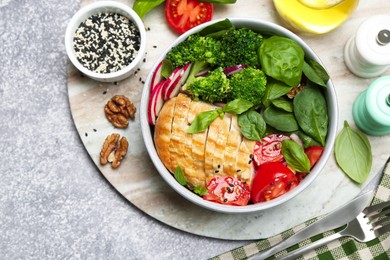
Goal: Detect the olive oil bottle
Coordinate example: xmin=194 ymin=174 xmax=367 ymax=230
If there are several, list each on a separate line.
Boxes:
xmin=273 ymin=0 xmax=359 ymax=34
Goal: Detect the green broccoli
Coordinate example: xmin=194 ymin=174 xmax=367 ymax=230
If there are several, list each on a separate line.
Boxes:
xmin=218 ymin=28 xmax=263 ymax=68
xmin=166 ymin=34 xmax=221 ymax=68
xmin=183 ymin=67 xmax=231 ymax=104
xmin=228 ymin=68 xmax=267 ymax=107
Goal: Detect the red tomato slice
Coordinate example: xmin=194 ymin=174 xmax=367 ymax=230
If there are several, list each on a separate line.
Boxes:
xmin=253 ymin=134 xmax=291 ymax=168
xmin=305 ymin=146 xmax=324 ymax=169
xmin=165 ymin=0 xmax=213 ymax=34
xmin=203 ymin=176 xmax=250 ymax=206
xmin=251 ymin=162 xmax=298 ymax=203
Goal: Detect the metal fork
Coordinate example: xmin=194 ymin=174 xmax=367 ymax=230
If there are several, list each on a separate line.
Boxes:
xmin=278 ymin=200 xmax=390 ymax=260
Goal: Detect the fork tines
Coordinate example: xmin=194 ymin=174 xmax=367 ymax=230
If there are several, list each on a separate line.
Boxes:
xmin=363 ymin=200 xmax=390 ymax=237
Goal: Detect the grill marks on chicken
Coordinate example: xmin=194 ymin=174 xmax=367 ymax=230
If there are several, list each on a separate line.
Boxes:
xmin=154 ymin=94 xmax=255 ymax=189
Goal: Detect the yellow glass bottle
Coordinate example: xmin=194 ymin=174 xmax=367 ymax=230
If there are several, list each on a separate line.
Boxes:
xmin=273 ymin=0 xmax=359 ymax=34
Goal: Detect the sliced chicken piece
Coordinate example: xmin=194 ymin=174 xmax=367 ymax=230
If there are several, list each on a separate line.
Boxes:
xmin=223 ymin=114 xmax=242 ymax=177
xmin=169 ymin=94 xmax=201 ymax=185
xmin=204 ymin=114 xmax=228 ymax=185
xmin=154 ymin=97 xmax=176 ymax=172
xmin=211 ymin=113 xmax=232 ymax=180
xmin=236 ymin=138 xmax=256 ymax=185
xmin=187 ymin=101 xmax=214 ymax=188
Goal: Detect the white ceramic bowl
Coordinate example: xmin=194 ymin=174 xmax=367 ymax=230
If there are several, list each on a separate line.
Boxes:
xmin=140 ymin=18 xmax=338 ymax=213
xmin=65 ymin=1 xmax=146 ymax=82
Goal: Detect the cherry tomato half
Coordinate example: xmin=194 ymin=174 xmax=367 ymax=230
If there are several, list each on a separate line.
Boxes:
xmin=305 ymin=146 xmax=324 ymax=169
xmin=203 ymin=176 xmax=251 ymax=206
xmin=165 ymin=0 xmax=214 ymax=34
xmin=251 ymin=162 xmax=298 ymax=203
xmin=253 ymin=134 xmax=291 ymax=168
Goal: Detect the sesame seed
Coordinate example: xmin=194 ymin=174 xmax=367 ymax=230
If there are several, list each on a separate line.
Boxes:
xmin=73 ymin=12 xmax=141 ymax=74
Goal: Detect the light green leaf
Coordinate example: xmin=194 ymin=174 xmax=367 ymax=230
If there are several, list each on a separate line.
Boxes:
xmin=335 ymin=121 xmax=372 ymax=184
xmin=174 ymin=165 xmax=188 ymax=186
xmin=282 ymin=140 xmax=311 ymax=173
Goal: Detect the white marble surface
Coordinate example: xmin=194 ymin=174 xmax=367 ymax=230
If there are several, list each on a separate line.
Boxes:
xmin=69 ymin=0 xmax=390 ymax=241
xmin=1 ymin=0 xmax=389 ymax=259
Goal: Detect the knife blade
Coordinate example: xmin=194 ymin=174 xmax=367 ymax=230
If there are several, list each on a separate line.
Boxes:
xmin=249 ymin=160 xmax=387 ymax=260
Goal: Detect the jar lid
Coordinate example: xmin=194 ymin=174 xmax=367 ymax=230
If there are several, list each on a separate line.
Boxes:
xmin=356 ymin=15 xmax=390 ymax=65
xmin=365 ymin=75 xmax=390 ymax=126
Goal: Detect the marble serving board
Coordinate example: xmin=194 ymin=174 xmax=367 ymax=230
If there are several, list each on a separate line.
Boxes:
xmin=67 ymin=0 xmax=390 ymax=240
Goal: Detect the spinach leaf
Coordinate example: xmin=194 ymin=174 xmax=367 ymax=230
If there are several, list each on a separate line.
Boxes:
xmin=193 ymin=186 xmax=208 ymax=196
xmin=222 ymin=99 xmax=253 ymax=114
xmin=238 ymin=110 xmax=266 ymax=141
xmin=293 ymin=85 xmax=328 ymax=146
xmin=132 ymin=0 xmax=165 ymax=19
xmin=295 ymin=131 xmax=321 ymax=149
xmin=271 ymin=97 xmax=293 ymax=112
xmin=263 ymin=106 xmax=299 ymax=132
xmin=304 ymin=57 xmax=329 ymax=86
xmin=302 ymin=59 xmax=328 ymax=88
xmin=282 ymin=140 xmax=311 ymax=173
xmin=334 ymin=121 xmax=372 ymax=184
xmin=262 ymin=78 xmax=293 ymax=107
xmin=198 ymin=18 xmax=234 ymax=38
xmin=259 ymin=36 xmax=304 ymax=87
xmin=187 ymin=109 xmax=221 ymax=134
xmin=174 ymin=165 xmax=188 ymax=186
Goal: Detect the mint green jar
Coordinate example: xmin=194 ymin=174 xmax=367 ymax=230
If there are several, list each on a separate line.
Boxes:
xmin=353 ymin=76 xmax=390 ymax=136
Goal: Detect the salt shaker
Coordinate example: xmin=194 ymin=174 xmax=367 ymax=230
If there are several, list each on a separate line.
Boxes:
xmin=353 ymin=76 xmax=390 ymax=136
xmin=344 ymin=15 xmax=390 ymax=78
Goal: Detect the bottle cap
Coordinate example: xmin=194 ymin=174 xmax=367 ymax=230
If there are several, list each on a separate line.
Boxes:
xmin=353 ymin=76 xmax=390 ymax=136
xmin=344 ymin=15 xmax=390 ymax=78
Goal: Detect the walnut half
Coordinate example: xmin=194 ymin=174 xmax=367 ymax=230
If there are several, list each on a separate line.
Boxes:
xmin=100 ymin=133 xmax=128 ymax=169
xmin=104 ymin=95 xmax=136 ymax=128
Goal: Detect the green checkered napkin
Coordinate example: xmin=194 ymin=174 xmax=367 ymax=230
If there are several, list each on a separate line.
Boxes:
xmin=211 ymin=157 xmax=390 ymax=260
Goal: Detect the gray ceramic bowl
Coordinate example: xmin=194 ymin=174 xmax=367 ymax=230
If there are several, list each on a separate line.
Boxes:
xmin=65 ymin=1 xmax=146 ymax=82
xmin=140 ymin=18 xmax=338 ymax=213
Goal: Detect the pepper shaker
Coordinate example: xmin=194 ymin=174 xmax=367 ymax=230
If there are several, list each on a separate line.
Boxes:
xmin=353 ymin=76 xmax=390 ymax=136
xmin=344 ymin=15 xmax=390 ymax=78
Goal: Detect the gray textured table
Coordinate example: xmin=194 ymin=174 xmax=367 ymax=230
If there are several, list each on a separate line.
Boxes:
xmin=0 ymin=0 xmax=244 ymax=258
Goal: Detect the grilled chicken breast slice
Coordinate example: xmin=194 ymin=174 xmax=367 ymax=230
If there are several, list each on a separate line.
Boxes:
xmin=154 ymin=98 xmax=176 ymax=172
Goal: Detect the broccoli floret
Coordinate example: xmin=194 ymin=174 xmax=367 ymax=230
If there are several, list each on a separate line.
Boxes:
xmin=166 ymin=34 xmax=221 ymax=68
xmin=184 ymin=67 xmax=231 ymax=103
xmin=228 ymin=68 xmax=267 ymax=107
xmin=219 ymin=28 xmax=263 ymax=68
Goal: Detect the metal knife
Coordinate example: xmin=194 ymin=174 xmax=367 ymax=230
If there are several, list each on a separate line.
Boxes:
xmin=248 ymin=161 xmax=386 ymax=260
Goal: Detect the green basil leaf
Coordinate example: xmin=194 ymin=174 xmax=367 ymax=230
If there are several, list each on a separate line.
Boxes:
xmin=238 ymin=110 xmax=266 ymax=141
xmin=132 ymin=0 xmax=165 ymax=19
xmin=271 ymin=97 xmax=293 ymax=112
xmin=293 ymin=85 xmax=328 ymax=146
xmin=263 ymin=106 xmax=299 ymax=132
xmin=161 ymin=59 xmax=174 ymax=79
xmin=187 ymin=109 xmax=220 ymax=134
xmin=222 ymin=99 xmax=253 ymax=115
xmin=262 ymin=78 xmax=293 ymax=107
xmin=193 ymin=186 xmax=208 ymax=196
xmin=334 ymin=121 xmax=372 ymax=184
xmin=302 ymin=61 xmax=327 ymax=88
xmin=282 ymin=139 xmax=311 ymax=173
xmin=259 ymin=36 xmax=304 ymax=87
xmin=174 ymin=165 xmax=188 ymax=186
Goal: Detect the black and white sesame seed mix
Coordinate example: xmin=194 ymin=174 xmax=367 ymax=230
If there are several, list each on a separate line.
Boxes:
xmin=73 ymin=12 xmax=141 ymax=74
